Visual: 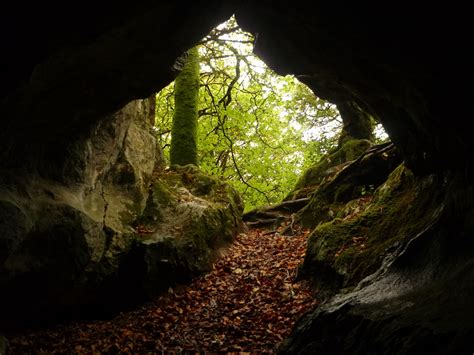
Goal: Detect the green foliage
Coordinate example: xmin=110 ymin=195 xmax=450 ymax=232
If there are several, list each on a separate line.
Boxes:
xmin=156 ymin=17 xmax=342 ymax=211
xmin=170 ymin=47 xmax=200 ymax=166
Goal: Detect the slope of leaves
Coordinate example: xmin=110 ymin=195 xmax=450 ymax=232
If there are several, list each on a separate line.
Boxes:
xmin=8 ymin=226 xmax=318 ymax=353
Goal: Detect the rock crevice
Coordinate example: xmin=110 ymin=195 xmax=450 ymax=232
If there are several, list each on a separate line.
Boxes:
xmin=0 ymin=98 xmax=242 ymax=329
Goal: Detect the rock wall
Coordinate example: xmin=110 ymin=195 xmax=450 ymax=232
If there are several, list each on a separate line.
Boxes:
xmin=281 ymin=173 xmax=474 ymax=354
xmin=0 ymin=98 xmax=158 ymax=327
xmin=0 ymin=98 xmax=242 ymax=329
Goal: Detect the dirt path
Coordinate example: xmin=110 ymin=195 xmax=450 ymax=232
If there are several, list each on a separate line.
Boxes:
xmin=7 ymin=226 xmax=318 ymax=354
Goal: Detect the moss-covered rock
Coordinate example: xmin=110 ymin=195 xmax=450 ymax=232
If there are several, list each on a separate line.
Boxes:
xmin=0 ymin=99 xmax=242 ymax=329
xmin=130 ymin=165 xmax=243 ymax=297
xmin=299 ymin=164 xmax=446 ymax=294
xmin=288 ymin=139 xmax=372 ymax=201
xmin=298 ymin=142 xmax=400 ymax=228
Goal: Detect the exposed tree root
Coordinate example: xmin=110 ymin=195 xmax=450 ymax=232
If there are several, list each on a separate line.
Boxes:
xmin=243 ymin=197 xmax=311 ymax=229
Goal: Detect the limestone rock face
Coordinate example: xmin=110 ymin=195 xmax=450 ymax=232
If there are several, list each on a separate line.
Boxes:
xmin=283 ymin=139 xmax=473 ymax=353
xmin=0 ymin=98 xmax=159 ymax=327
xmin=299 ymin=164 xmax=444 ymax=293
xmin=0 ymin=98 xmax=242 ymax=329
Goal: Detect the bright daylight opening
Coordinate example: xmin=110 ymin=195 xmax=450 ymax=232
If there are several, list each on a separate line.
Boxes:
xmin=154 ymin=16 xmax=387 ymax=211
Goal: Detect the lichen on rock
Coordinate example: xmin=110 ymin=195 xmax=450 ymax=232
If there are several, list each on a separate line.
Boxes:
xmin=289 ymin=139 xmax=372 ymax=201
xmin=299 ymin=163 xmax=446 ymax=294
xmin=296 ymin=141 xmax=400 ymax=228
xmin=0 ymin=98 xmax=243 ymax=329
xmin=129 ymin=164 xmax=243 ymax=297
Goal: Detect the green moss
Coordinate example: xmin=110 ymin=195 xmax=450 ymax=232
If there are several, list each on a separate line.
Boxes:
xmin=339 ymin=139 xmax=372 ymax=161
xmin=132 ymin=165 xmax=243 ymax=297
xmin=152 ymin=180 xmax=176 ymax=206
xmin=170 ymin=47 xmax=200 ymax=166
xmin=300 ymin=163 xmax=446 ymax=290
xmin=293 ymin=139 xmax=371 ymax=193
xmin=337 ymin=100 xmax=375 ymax=146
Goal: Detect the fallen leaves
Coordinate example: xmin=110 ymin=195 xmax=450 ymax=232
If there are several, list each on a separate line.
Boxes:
xmin=134 ymin=224 xmax=154 ymax=235
xmin=7 ymin=225 xmax=318 ymax=353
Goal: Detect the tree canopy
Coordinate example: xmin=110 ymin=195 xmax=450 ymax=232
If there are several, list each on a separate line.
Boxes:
xmin=155 ymin=17 xmax=363 ymax=211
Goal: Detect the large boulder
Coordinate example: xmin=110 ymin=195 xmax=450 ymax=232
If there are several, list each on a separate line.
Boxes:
xmin=281 ymin=172 xmax=474 ymax=354
xmin=128 ymin=165 xmax=243 ymax=297
xmin=298 ymin=163 xmax=444 ymax=294
xmin=0 ymin=98 xmax=242 ymax=329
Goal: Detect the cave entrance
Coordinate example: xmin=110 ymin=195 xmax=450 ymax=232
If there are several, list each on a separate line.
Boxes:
xmin=154 ymin=16 xmax=387 ymax=212
xmin=3 ymin=12 xmax=413 ymax=355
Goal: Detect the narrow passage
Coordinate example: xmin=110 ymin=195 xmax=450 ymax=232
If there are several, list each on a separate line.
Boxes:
xmin=9 ymin=225 xmax=317 ymax=353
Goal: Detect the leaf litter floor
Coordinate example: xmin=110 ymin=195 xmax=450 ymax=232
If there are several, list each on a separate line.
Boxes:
xmin=8 ymin=225 xmax=318 ymax=354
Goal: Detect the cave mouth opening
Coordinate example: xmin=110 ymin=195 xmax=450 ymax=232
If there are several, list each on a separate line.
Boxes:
xmin=2 ymin=5 xmax=474 ymax=353
xmin=154 ymin=16 xmax=387 ymax=212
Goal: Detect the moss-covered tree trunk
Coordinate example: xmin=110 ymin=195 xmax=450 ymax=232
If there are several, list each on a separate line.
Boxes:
xmin=170 ymin=47 xmax=200 ymax=166
xmin=336 ymin=100 xmax=374 ymax=147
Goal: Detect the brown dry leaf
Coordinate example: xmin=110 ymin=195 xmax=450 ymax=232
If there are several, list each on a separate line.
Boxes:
xmin=8 ymin=222 xmax=318 ymax=354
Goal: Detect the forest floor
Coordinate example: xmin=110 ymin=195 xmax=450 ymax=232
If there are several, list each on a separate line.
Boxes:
xmin=7 ymin=224 xmax=318 ymax=354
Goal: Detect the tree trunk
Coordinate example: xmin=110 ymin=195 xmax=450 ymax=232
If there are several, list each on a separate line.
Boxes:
xmin=170 ymin=47 xmax=200 ymax=166
xmin=336 ymin=100 xmax=374 ymax=146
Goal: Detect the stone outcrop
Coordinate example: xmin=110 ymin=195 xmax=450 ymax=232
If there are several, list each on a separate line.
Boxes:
xmin=280 ymin=141 xmax=473 ymax=353
xmin=131 ymin=165 xmax=243 ymax=296
xmin=281 ymin=172 xmax=474 ymax=354
xmin=0 ymin=98 xmax=159 ymax=327
xmin=298 ymin=162 xmax=439 ymax=292
xmin=0 ymin=98 xmax=242 ymax=329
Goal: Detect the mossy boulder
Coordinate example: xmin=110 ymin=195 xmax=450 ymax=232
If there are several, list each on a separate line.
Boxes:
xmin=298 ymin=142 xmax=400 ymax=228
xmin=130 ymin=165 xmax=243 ymax=297
xmin=288 ymin=139 xmax=372 ymax=200
xmin=0 ymin=99 xmax=242 ymax=329
xmin=299 ymin=164 xmax=446 ymax=294
xmin=0 ymin=166 xmax=242 ymax=329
